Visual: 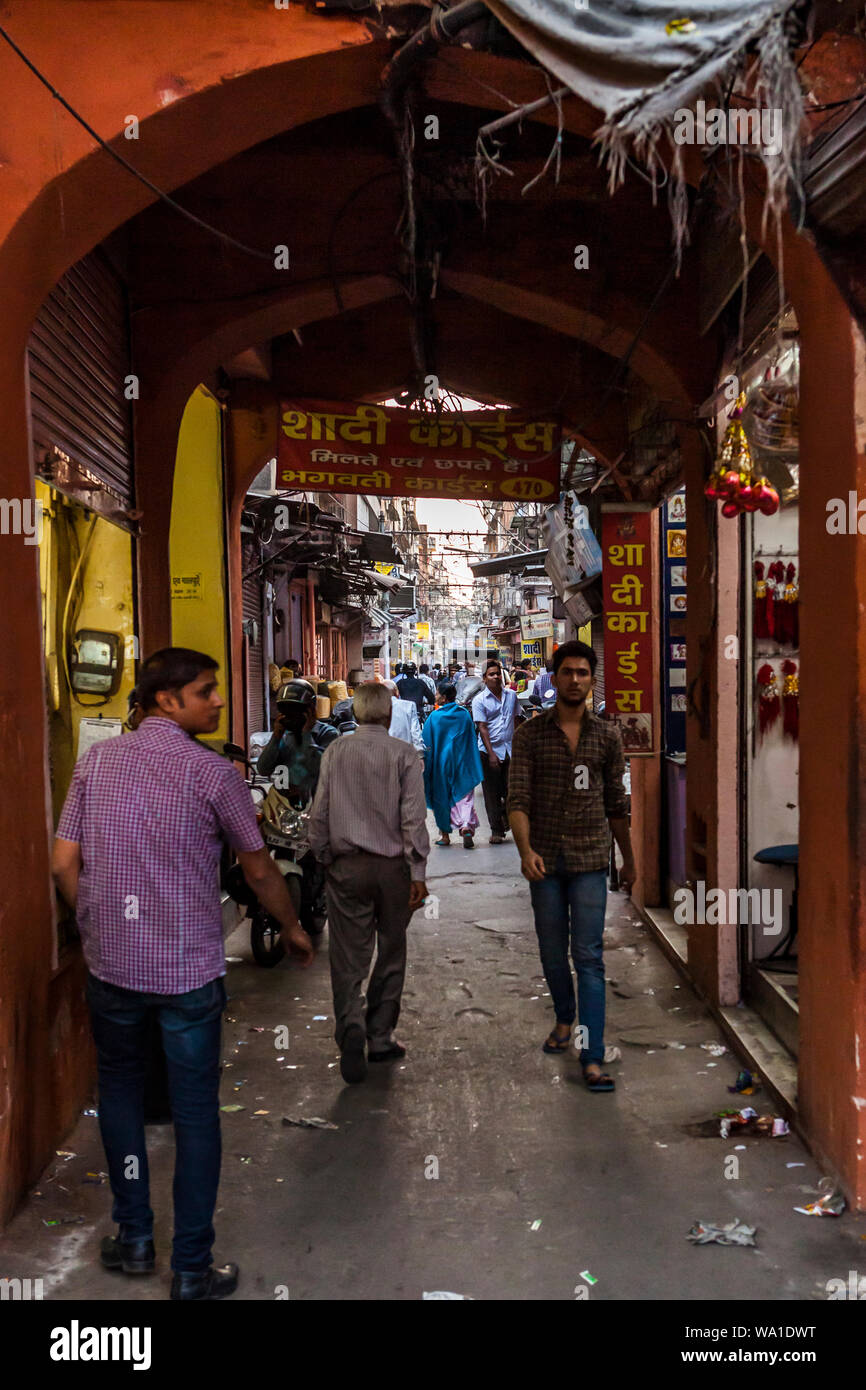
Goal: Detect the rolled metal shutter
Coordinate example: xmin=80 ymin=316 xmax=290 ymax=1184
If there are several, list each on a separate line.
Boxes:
xmin=591 ymin=614 xmax=605 ymax=709
xmin=28 ymin=248 xmax=133 ymax=510
xmin=243 ymin=571 xmax=265 ymax=735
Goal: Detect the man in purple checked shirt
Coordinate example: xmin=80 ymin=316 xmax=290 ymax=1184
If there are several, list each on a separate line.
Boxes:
xmin=52 ymin=647 xmax=313 ymax=1301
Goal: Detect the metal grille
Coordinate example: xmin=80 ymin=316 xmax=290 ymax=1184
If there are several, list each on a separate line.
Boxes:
xmin=28 ymin=249 xmax=133 ymax=507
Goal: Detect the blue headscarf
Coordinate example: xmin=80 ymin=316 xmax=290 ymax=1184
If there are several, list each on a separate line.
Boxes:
xmin=423 ymin=702 xmax=484 ymax=833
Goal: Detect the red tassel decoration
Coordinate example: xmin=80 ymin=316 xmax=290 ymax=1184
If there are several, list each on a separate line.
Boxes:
xmin=754 ymin=562 xmax=769 ymax=639
xmin=767 ymin=561 xmax=785 ymax=640
xmin=782 ymin=660 xmax=799 ymax=741
xmin=783 ymin=563 xmax=799 ymax=647
xmin=757 ymin=664 xmax=780 ymax=737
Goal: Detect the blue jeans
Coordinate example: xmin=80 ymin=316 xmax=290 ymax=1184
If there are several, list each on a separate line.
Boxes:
xmin=86 ymin=972 xmax=226 ymax=1272
xmin=528 ymin=858 xmax=607 ymax=1065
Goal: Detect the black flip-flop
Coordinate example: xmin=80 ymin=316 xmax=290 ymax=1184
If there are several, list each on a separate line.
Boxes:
xmin=542 ymin=1030 xmax=571 ymax=1054
xmin=583 ymin=1069 xmax=615 ymax=1092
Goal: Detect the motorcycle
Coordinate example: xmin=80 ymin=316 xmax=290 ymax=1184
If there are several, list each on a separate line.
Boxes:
xmin=221 ymin=743 xmax=327 ymax=967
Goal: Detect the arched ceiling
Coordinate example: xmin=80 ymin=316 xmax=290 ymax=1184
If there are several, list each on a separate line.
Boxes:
xmin=125 ymin=95 xmax=718 ymax=500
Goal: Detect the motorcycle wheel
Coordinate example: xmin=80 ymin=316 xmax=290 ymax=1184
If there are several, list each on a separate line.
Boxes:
xmin=250 ymin=877 xmax=300 ymax=967
xmin=303 ymin=900 xmax=328 ymax=937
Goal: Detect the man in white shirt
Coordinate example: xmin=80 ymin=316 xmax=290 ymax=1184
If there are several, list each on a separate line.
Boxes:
xmin=471 ymin=660 xmax=519 ymax=844
xmin=382 ymin=680 xmax=425 ymax=755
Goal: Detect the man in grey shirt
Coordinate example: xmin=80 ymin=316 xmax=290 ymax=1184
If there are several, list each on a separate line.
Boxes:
xmin=308 ymin=682 xmax=430 ymax=1083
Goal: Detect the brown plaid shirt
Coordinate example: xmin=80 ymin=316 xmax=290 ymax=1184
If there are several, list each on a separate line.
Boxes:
xmin=506 ymin=708 xmax=629 ymax=872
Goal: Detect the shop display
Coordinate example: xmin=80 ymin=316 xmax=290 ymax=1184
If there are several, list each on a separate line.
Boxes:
xmin=747 ymin=364 xmax=799 ymax=457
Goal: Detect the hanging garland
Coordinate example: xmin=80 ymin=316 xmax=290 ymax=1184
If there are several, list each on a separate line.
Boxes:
xmin=704 ymin=393 xmax=779 ymax=518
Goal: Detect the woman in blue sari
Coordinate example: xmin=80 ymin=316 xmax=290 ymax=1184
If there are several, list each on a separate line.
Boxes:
xmin=423 ymin=683 xmax=484 ymax=849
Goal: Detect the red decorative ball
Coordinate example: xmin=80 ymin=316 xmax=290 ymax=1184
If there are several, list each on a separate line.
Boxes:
xmin=722 ymin=470 xmax=740 ymax=493
xmin=721 ymin=499 xmax=740 ymax=518
xmin=704 ymin=479 xmax=719 ymax=500
xmin=758 ymin=487 xmax=779 ymax=516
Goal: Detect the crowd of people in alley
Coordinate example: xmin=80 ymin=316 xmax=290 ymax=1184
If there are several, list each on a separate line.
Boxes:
xmin=52 ymin=641 xmax=634 ymax=1299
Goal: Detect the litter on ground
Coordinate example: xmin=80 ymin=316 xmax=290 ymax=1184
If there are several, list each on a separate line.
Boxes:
xmin=282 ymin=1115 xmax=339 ymax=1130
xmin=794 ymin=1179 xmax=846 ymax=1217
xmin=687 ymin=1220 xmax=756 ymax=1247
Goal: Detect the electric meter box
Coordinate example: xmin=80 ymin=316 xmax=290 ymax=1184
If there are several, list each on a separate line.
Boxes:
xmin=70 ymin=629 xmax=124 ymax=696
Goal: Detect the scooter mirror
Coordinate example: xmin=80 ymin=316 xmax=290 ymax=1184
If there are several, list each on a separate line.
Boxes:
xmin=223 ymin=742 xmax=249 ymax=762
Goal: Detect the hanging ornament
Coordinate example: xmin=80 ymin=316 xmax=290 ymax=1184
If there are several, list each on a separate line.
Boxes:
xmin=704 ymin=392 xmax=780 ymax=518
xmin=766 ymin=560 xmax=786 ymax=640
xmin=781 ymin=659 xmax=799 ymax=740
xmin=753 ymin=562 xmax=770 ymax=639
xmin=756 ymin=663 xmax=780 ymax=737
xmin=782 ymin=562 xmax=799 ymax=647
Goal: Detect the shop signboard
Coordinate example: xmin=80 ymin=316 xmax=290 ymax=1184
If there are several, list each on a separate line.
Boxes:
xmin=520 ymin=639 xmax=543 ymax=662
xmin=415 ymin=621 xmax=430 ymax=639
xmin=278 ymin=400 xmax=561 ymax=503
xmin=662 ymin=488 xmax=687 ymax=753
xmin=520 ymin=610 xmax=554 ymax=641
xmin=601 ymin=509 xmax=656 ymax=754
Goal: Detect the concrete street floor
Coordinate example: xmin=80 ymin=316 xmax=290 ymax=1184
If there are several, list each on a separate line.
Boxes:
xmin=3 ymin=809 xmax=865 ymax=1302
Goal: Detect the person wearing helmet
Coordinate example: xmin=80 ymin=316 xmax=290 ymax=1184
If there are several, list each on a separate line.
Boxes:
xmin=257 ymin=680 xmax=337 ymax=798
xmin=396 ymin=661 xmax=428 ymax=720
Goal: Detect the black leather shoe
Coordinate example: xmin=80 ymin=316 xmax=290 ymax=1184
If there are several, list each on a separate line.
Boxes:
xmin=170 ymin=1263 xmax=239 ymax=1301
xmin=340 ymin=1024 xmax=367 ymax=1083
xmin=368 ymin=1042 xmax=407 ymax=1062
xmin=100 ymin=1234 xmax=156 ymax=1274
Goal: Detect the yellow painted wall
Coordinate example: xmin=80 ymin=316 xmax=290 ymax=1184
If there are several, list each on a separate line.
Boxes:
xmin=37 ymin=480 xmax=137 ymax=822
xmin=170 ymin=387 xmax=229 ymax=744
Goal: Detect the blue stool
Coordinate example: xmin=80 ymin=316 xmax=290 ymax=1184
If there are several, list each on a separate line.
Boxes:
xmin=753 ymin=843 xmax=798 ymax=962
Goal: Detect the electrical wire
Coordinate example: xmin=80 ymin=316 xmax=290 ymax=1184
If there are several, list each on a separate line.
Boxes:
xmin=60 ymin=512 xmax=110 ymax=707
xmin=0 ymin=24 xmax=276 ymax=262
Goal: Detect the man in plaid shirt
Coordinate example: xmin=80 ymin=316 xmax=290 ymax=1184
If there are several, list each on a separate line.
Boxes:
xmin=52 ymin=648 xmax=313 ymax=1300
xmin=507 ymin=640 xmax=635 ymax=1092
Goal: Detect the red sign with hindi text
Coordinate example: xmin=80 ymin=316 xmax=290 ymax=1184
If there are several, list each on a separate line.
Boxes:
xmin=601 ymin=510 xmax=656 ymax=754
xmin=277 ymin=399 xmax=560 ymax=503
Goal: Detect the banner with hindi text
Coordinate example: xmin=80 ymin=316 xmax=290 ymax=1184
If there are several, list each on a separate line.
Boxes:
xmin=601 ymin=510 xmax=656 ymax=754
xmin=277 ymin=400 xmax=560 ymax=503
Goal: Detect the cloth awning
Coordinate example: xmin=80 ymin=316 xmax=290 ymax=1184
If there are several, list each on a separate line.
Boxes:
xmin=469 ymin=548 xmax=549 ymax=578
xmin=485 ymin=0 xmax=797 ymax=130
xmin=482 ymin=0 xmax=804 ymax=257
xmin=357 ymin=531 xmax=401 ymax=565
xmin=362 ymin=568 xmax=402 ymax=591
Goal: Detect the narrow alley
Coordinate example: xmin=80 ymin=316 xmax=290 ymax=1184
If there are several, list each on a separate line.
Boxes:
xmin=3 ymin=812 xmax=862 ymax=1304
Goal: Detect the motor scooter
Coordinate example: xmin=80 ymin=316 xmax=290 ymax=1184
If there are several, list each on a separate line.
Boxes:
xmin=221 ymin=743 xmax=326 ymax=967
